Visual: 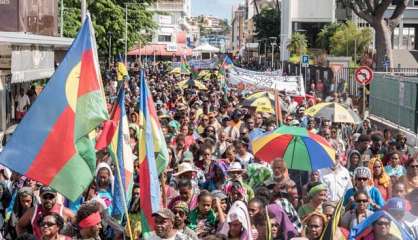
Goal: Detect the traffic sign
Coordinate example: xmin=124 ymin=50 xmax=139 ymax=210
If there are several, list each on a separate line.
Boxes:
xmin=301 ymin=55 xmax=309 ymax=67
xmin=355 ymin=66 xmax=374 ymax=85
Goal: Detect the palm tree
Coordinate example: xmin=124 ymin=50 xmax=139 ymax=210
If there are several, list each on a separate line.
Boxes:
xmin=287 ymin=32 xmax=307 ymax=56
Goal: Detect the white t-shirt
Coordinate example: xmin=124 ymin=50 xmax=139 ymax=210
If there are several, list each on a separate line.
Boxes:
xmin=320 ymin=165 xmax=353 ymax=202
xmin=16 ymin=94 xmax=30 ymax=112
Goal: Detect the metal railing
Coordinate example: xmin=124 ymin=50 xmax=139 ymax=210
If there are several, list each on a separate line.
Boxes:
xmin=284 ymin=61 xmax=418 ymax=96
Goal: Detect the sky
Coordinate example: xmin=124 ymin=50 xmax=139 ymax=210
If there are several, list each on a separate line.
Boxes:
xmin=191 ymin=0 xmax=243 ymax=21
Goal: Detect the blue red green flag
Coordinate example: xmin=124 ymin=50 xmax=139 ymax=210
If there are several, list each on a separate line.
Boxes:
xmin=0 ymin=14 xmax=108 ymax=201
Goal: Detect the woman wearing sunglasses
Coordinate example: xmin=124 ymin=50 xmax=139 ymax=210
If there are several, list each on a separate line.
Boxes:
xmin=342 ymin=167 xmax=385 ymax=211
xmin=39 ymin=213 xmax=71 ymax=240
xmin=340 ymin=191 xmax=373 ymax=230
xmin=405 ymin=158 xmax=418 ymax=193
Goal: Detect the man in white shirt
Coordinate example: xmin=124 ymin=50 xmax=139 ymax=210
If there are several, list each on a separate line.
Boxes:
xmin=16 ymin=88 xmax=30 ymax=121
xmin=319 ymin=154 xmax=352 ymax=202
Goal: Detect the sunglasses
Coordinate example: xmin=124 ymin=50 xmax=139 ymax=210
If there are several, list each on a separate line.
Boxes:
xmin=356 ymin=178 xmax=368 ymax=182
xmin=409 ymin=165 xmax=418 ymax=168
xmin=42 ymin=194 xmax=56 ymax=200
xmin=40 ymin=221 xmax=57 ymax=228
xmin=356 ymin=199 xmax=368 ymax=203
xmin=375 ymin=221 xmax=391 ymax=226
xmin=172 ymin=210 xmax=186 ymax=217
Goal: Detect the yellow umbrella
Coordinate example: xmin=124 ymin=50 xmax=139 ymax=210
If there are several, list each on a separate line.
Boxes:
xmin=243 ymin=91 xmax=286 ymax=113
xmin=304 ymin=102 xmax=362 ymax=123
xmin=246 ymin=91 xmax=275 ymax=100
xmin=176 ymin=79 xmax=207 ymax=90
xmin=170 ymin=67 xmax=190 ymax=75
xmin=242 ymin=97 xmax=275 ymax=113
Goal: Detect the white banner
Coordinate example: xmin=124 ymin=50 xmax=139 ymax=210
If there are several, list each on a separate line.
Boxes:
xmin=232 ymin=66 xmax=282 ymax=76
xmin=228 ymin=67 xmax=305 ymax=96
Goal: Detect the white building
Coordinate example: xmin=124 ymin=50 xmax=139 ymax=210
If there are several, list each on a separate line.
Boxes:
xmin=280 ymin=0 xmax=337 ymax=62
xmin=149 ymin=0 xmax=192 ymax=44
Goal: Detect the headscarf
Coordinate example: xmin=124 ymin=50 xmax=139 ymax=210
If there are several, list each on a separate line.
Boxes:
xmin=12 ymin=187 xmax=36 ymax=217
xmin=224 ymin=180 xmax=247 ymax=202
xmin=347 ymin=149 xmax=361 ymax=171
xmin=219 ymin=200 xmax=253 ymax=240
xmin=267 ymin=204 xmax=298 ymax=240
xmin=368 ymin=158 xmax=390 ymax=188
xmin=95 ymin=162 xmax=115 ymax=194
xmin=308 ymin=183 xmax=327 ymax=198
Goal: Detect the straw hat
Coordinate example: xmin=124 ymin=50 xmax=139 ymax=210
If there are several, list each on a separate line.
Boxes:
xmin=227 ymin=162 xmax=246 ymax=174
xmin=173 ymin=162 xmax=197 ymax=177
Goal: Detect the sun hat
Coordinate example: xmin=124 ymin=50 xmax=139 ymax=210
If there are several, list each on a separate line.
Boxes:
xmin=227 ymin=162 xmax=246 ymax=173
xmin=152 ymin=208 xmax=175 ymax=221
xmin=173 ymin=162 xmax=197 ymax=177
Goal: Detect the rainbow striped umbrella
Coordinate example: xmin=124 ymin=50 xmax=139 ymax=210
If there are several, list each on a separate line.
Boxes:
xmin=252 ymin=126 xmax=336 ymax=171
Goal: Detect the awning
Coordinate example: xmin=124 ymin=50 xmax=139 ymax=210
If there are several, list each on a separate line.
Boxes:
xmin=193 ymin=43 xmax=220 ymax=53
xmin=0 ymin=32 xmax=73 ymax=48
xmin=128 ymin=43 xmax=192 ymax=57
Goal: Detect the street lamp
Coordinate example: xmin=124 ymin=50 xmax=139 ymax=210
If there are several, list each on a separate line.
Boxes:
xmin=108 ymin=31 xmax=113 ymax=69
xmin=125 ymin=2 xmax=144 ymax=65
xmin=270 ymin=37 xmax=277 ymax=69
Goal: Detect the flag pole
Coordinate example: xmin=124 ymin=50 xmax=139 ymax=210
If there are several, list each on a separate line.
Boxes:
xmin=113 ymin=84 xmax=134 ymax=240
xmin=161 ymin=171 xmax=168 ymax=208
xmin=274 ymin=86 xmax=282 ymax=126
xmin=114 ymin=155 xmax=134 ymax=239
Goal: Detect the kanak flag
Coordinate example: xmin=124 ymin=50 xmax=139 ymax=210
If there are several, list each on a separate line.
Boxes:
xmin=96 ymin=85 xmax=134 ymax=218
xmin=0 ymin=14 xmax=108 ymax=201
xmin=138 ymin=70 xmax=169 ymax=233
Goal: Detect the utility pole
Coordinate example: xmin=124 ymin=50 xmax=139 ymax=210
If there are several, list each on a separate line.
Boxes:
xmin=270 ymin=37 xmax=277 ymax=70
xmin=125 ymin=3 xmax=128 ymax=65
xmin=81 ymin=0 xmax=86 ymax=22
xmin=60 ymin=0 xmax=64 ymax=37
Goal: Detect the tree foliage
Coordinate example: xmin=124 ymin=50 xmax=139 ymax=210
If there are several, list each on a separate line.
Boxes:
xmin=61 ymin=0 xmax=157 ymax=60
xmin=341 ymin=0 xmax=410 ymax=69
xmin=287 ymin=32 xmax=307 ymax=56
xmin=316 ymin=22 xmax=341 ymax=53
xmin=329 ymin=21 xmax=373 ymax=62
xmin=254 ymin=8 xmax=280 ymax=39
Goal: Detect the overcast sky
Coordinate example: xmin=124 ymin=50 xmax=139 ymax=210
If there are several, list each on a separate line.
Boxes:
xmin=191 ymin=0 xmax=243 ymax=21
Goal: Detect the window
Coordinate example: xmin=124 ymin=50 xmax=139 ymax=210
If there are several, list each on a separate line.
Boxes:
xmin=393 ymin=27 xmax=416 ymax=50
xmin=158 ymin=35 xmax=171 ymax=42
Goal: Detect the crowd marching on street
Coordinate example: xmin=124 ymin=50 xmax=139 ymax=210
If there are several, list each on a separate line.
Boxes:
xmin=0 ymin=16 xmax=418 ymax=240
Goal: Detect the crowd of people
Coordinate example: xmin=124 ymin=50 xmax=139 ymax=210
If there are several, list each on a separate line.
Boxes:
xmin=1 ymin=61 xmax=418 ymax=240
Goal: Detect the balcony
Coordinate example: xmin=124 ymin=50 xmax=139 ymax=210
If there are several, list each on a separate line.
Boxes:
xmin=149 ymin=1 xmax=185 ymax=12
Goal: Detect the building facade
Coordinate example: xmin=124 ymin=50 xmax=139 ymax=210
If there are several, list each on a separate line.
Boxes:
xmin=231 ymin=4 xmax=246 ymax=55
xmin=149 ymin=0 xmax=192 ymax=44
xmin=0 ymin=0 xmax=73 ymax=135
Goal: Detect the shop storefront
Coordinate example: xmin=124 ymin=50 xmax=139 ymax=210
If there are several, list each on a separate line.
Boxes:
xmin=0 ymin=32 xmax=73 ymax=139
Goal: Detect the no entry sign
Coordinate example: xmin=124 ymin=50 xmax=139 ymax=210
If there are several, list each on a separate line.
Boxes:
xmin=355 ymin=66 xmax=374 ymax=85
